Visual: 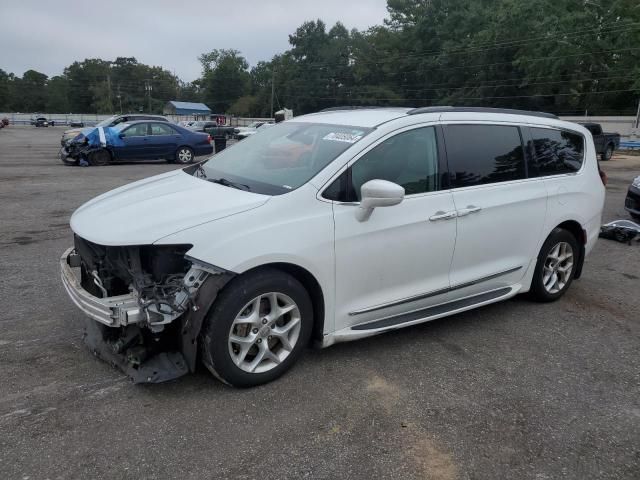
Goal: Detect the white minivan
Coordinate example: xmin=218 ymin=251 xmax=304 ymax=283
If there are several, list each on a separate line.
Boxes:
xmin=61 ymin=107 xmax=605 ymax=387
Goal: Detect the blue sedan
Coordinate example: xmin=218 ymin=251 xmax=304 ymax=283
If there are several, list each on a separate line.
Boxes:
xmin=111 ymin=121 xmax=213 ymax=164
xmin=60 ymin=120 xmax=213 ymax=166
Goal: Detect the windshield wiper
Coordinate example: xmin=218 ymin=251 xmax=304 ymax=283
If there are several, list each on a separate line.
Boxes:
xmin=193 ymin=163 xmax=208 ymax=179
xmin=208 ymin=177 xmax=251 ymax=191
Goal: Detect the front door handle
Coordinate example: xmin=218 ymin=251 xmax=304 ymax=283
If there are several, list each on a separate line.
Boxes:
xmin=457 ymin=205 xmax=482 ymax=217
xmin=429 ymin=210 xmax=457 ymax=221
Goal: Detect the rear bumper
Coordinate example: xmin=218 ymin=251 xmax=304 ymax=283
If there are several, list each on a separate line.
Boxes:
xmin=195 ymin=144 xmax=214 ymax=156
xmin=60 ymin=247 xmax=143 ymax=327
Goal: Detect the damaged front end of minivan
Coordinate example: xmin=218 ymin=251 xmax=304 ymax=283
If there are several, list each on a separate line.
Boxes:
xmin=61 ymin=236 xmax=234 ymax=383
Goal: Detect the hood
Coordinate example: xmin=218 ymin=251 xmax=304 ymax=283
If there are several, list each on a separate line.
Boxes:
xmin=70 ymin=169 xmax=270 ymax=246
xmin=63 ymin=127 xmax=93 ymax=139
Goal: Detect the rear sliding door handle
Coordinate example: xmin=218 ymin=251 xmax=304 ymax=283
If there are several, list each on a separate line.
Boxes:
xmin=429 ymin=211 xmax=457 ymax=221
xmin=457 ymin=205 xmax=482 ymax=217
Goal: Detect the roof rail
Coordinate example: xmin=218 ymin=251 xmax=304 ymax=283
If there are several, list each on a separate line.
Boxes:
xmin=319 ymin=106 xmax=406 ymax=112
xmin=406 ymin=106 xmax=558 ymax=119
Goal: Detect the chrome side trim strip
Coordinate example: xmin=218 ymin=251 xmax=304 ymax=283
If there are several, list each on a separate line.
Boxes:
xmin=348 ymin=265 xmax=522 ymax=316
xmin=351 ymin=287 xmax=513 ymax=331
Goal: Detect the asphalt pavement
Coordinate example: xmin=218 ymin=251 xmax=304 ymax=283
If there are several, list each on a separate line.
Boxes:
xmin=0 ymin=126 xmax=638 ymax=479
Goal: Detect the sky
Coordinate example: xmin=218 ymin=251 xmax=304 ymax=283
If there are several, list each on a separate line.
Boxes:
xmin=1 ymin=0 xmax=389 ymax=82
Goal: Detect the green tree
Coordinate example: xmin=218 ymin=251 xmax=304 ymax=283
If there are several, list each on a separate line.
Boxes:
xmin=199 ymin=49 xmax=250 ymax=112
xmin=46 ymin=75 xmax=70 ymax=112
xmin=16 ymin=70 xmax=48 ymax=112
xmin=64 ymin=59 xmax=111 ymax=112
xmin=0 ymin=69 xmax=10 ymax=111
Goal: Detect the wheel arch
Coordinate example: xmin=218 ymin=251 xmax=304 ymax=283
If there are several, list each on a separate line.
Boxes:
xmin=554 ymin=220 xmax=586 ymax=279
xmin=236 ymin=262 xmax=326 ymax=345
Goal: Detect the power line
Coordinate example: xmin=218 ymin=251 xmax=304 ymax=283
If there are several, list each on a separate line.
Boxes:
xmin=283 ymin=22 xmax=640 ymax=71
xmin=279 ymin=88 xmax=640 ymax=103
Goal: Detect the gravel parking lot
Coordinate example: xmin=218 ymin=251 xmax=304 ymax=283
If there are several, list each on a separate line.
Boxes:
xmin=0 ymin=126 xmax=639 ymax=480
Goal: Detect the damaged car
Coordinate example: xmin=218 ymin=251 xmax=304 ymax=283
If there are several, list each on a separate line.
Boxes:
xmin=60 ymin=113 xmax=169 ymax=146
xmin=59 ymin=120 xmax=213 ymax=166
xmin=61 ymin=107 xmax=605 ymax=387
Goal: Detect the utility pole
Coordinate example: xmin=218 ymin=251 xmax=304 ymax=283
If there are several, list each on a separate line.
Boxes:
xmin=270 ymin=69 xmax=275 ymax=118
xmin=145 ymin=80 xmax=153 ymax=113
xmin=107 ymin=74 xmax=112 ymax=113
xmin=117 ymin=84 xmax=122 ymax=114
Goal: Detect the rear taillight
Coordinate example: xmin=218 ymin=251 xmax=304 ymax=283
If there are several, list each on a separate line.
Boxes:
xmin=207 ymin=135 xmax=212 ymax=143
xmin=599 ymin=169 xmax=608 ymax=186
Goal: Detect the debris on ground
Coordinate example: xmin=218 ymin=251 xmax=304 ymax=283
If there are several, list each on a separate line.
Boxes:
xmin=599 ymin=219 xmax=640 ymax=244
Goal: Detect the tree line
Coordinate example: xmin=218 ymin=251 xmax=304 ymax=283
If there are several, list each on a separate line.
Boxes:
xmin=1 ymin=0 xmax=639 ymax=117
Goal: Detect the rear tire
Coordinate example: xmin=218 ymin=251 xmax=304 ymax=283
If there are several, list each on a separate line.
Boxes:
xmin=529 ymin=228 xmax=579 ymax=302
xmin=601 ymin=144 xmax=613 ymax=161
xmin=175 ymin=146 xmax=194 ymax=164
xmin=87 ymin=149 xmax=111 ymax=166
xmin=200 ymin=269 xmax=313 ymax=387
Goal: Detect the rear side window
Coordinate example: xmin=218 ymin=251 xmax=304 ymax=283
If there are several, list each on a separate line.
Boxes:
xmin=443 ymin=125 xmax=525 ymax=188
xmin=150 ymin=123 xmax=175 ymax=135
xmin=529 ymin=128 xmax=584 ymax=176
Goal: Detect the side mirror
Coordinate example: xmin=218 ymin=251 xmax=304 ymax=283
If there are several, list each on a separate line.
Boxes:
xmin=356 ymin=179 xmax=405 ymax=221
xmin=118 ymin=133 xmax=125 ymax=139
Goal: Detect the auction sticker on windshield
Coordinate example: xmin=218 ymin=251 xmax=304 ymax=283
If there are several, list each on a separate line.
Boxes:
xmin=323 ymin=132 xmax=364 ymax=143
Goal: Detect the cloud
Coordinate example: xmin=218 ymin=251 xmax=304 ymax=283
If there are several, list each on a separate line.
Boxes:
xmin=0 ymin=0 xmax=389 ymax=81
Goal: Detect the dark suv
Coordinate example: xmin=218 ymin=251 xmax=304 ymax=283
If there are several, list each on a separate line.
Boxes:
xmin=60 ymin=114 xmax=170 ymax=146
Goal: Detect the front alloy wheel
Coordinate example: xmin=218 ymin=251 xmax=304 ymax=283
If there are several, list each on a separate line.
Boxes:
xmin=200 ymin=268 xmax=313 ymax=387
xmin=228 ymin=292 xmax=302 ymax=373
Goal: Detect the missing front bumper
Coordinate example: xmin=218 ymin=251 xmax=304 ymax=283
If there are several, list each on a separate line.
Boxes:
xmin=60 ymin=246 xmax=234 ymax=383
xmin=60 ymin=247 xmax=144 ymax=327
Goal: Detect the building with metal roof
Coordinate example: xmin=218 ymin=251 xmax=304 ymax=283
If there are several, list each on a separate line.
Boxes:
xmin=163 ymin=101 xmax=212 ymax=116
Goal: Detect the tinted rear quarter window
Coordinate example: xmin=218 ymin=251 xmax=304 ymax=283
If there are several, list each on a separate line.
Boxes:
xmin=529 ymin=128 xmax=584 ymax=176
xmin=443 ymin=125 xmax=525 ymax=188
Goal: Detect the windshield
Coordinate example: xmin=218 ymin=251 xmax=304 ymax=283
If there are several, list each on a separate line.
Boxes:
xmin=196 ymin=122 xmax=371 ymax=195
xmin=96 ymin=115 xmax=118 ymax=127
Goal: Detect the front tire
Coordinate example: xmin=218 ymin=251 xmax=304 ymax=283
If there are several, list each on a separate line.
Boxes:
xmin=200 ymin=269 xmax=313 ymax=387
xmin=175 ymin=146 xmax=194 ymax=164
xmin=87 ymin=149 xmax=111 ymax=166
xmin=529 ymin=228 xmax=579 ymax=302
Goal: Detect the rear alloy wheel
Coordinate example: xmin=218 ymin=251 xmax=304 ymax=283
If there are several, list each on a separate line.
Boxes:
xmin=87 ymin=149 xmax=111 ymax=166
xmin=601 ymin=145 xmax=613 ymax=161
xmin=175 ymin=146 xmax=194 ymax=164
xmin=530 ymin=228 xmax=579 ymax=302
xmin=200 ymin=269 xmax=313 ymax=387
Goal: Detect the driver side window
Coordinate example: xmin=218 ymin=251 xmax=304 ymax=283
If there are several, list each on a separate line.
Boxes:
xmin=121 ymin=123 xmax=149 ymax=137
xmin=324 ymin=127 xmax=440 ymax=202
